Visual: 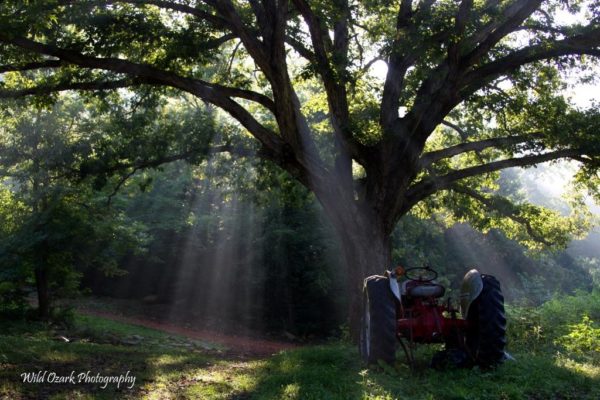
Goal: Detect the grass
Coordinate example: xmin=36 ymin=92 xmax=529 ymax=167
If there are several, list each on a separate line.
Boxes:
xmin=245 ymin=344 xmax=600 ymax=400
xmin=0 ymin=315 xmax=230 ymax=399
xmin=1 ymin=312 xmax=599 ymax=399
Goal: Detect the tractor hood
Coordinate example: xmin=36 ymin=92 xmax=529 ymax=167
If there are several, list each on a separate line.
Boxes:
xmin=460 ymin=269 xmax=483 ymax=318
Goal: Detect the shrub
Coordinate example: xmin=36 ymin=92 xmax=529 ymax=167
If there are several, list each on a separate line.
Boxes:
xmin=556 ymin=315 xmax=600 ymax=362
xmin=49 ymin=306 xmax=76 ymax=329
xmin=506 ymin=290 xmax=600 ymax=353
xmin=538 ymin=290 xmax=600 ymax=339
xmin=506 ymin=305 xmax=549 ymax=352
xmin=0 ymin=281 xmax=30 ymax=319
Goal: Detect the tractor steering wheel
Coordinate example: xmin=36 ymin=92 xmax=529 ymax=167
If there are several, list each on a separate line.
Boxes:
xmin=405 ymin=266 xmax=438 ymax=282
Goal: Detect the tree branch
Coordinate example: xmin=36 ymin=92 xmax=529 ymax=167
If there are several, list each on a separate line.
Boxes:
xmin=451 ymin=184 xmax=552 ymax=246
xmin=380 ymin=0 xmax=417 ymax=130
xmin=404 ymin=148 xmax=582 ymax=210
xmin=333 ymin=0 xmax=350 ymax=72
xmin=461 ymin=0 xmax=543 ymax=68
xmin=202 ymin=80 xmax=276 ymax=113
xmin=0 ymin=34 xmax=284 ymax=153
xmin=0 ymin=60 xmax=63 ymax=73
xmin=291 ymin=0 xmax=332 ymax=62
xmin=272 ymin=0 xmax=289 ymax=62
xmin=448 ymin=0 xmax=473 ymax=65
xmin=201 ymin=33 xmax=237 ymax=51
xmin=14 ymin=1 xmax=325 ymax=192
xmin=405 ymin=24 xmax=600 ymax=152
xmin=285 ymin=34 xmax=315 ymax=61
xmin=291 ymin=0 xmax=361 ymax=166
xmin=248 ymin=0 xmax=269 ymax=38
xmin=104 ymin=143 xmax=255 ymax=206
xmin=89 ymin=144 xmax=255 ymax=181
xmin=0 ymin=78 xmax=151 ymax=98
xmin=442 ymin=120 xmax=469 ymax=140
xmin=206 ymin=3 xmax=326 ymax=176
xmin=463 ymin=27 xmax=600 ymax=91
xmin=106 ymin=167 xmax=138 ymax=206
xmin=420 ymin=133 xmax=542 ymax=168
xmin=61 ymin=0 xmax=229 ymax=29
xmin=207 ymin=0 xmax=272 ymax=76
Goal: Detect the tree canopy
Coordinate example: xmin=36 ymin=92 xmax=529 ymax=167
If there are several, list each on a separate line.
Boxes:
xmin=1 ymin=0 xmax=600 ymax=327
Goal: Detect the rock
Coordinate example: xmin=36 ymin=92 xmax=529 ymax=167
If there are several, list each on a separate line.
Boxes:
xmin=120 ymin=335 xmax=144 ymax=346
xmin=171 ymin=342 xmax=193 ymax=348
xmin=192 ymin=340 xmax=216 ymax=350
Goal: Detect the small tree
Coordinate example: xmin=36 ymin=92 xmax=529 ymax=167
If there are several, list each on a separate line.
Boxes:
xmin=0 ymin=98 xmax=148 ymax=319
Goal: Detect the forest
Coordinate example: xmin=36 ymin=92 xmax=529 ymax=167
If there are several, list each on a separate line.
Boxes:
xmin=1 ymin=0 xmax=600 ymax=399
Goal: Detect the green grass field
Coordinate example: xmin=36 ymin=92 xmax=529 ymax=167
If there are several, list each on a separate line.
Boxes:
xmin=1 ymin=304 xmax=599 ymax=400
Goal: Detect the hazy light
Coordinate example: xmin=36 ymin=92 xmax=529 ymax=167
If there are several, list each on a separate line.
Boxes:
xmin=370 ymin=59 xmax=388 ymax=82
xmin=514 ymin=162 xmax=600 ymax=217
xmin=565 ymin=82 xmax=599 ymax=108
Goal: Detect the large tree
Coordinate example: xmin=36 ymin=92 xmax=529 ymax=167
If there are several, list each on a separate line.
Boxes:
xmin=1 ymin=0 xmax=600 ymax=328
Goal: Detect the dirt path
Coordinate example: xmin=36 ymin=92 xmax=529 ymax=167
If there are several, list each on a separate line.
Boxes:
xmin=79 ymin=308 xmax=298 ymax=358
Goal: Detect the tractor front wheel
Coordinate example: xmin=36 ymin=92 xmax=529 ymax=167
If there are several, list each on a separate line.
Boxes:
xmin=465 ymin=275 xmax=507 ymax=367
xmin=359 ymin=276 xmax=397 ymax=364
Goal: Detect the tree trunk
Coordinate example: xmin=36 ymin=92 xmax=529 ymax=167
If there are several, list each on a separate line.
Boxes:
xmin=313 ymin=175 xmax=396 ymax=340
xmin=35 ymin=264 xmax=50 ymax=320
xmin=32 ymin=160 xmax=51 ymax=320
xmin=331 ymin=209 xmax=393 ymax=340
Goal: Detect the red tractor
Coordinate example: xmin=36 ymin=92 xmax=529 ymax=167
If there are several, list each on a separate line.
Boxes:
xmin=359 ymin=266 xmax=507 ymax=368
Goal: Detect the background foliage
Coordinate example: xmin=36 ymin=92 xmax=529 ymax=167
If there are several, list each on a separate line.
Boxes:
xmin=0 ymin=91 xmax=598 ymax=334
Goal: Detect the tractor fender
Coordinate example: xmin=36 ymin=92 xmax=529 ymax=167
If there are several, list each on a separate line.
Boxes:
xmin=388 ymin=273 xmax=401 ymax=303
xmin=460 ymin=269 xmax=483 ymax=318
xmin=369 ymin=271 xmax=401 ymax=303
xmin=363 ymin=270 xmax=402 ymax=302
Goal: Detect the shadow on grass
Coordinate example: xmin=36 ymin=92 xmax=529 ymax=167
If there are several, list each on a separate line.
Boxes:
xmin=2 ymin=316 xmax=599 ymax=400
xmin=0 ymin=337 xmax=218 ymax=399
xmin=0 ymin=318 xmax=245 ymax=400
xmin=242 ymin=345 xmax=600 ymax=400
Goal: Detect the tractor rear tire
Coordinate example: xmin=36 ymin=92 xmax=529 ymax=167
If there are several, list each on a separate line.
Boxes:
xmin=466 ymin=275 xmax=507 ymax=367
xmin=359 ymin=276 xmax=397 ymax=364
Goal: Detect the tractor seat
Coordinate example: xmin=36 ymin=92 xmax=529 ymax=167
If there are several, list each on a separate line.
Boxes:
xmin=402 ymin=282 xmax=445 ymax=298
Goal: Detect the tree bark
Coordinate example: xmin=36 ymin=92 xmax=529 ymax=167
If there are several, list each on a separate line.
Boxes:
xmin=343 ymin=234 xmax=392 ymax=340
xmin=324 ymin=200 xmax=393 ymax=339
